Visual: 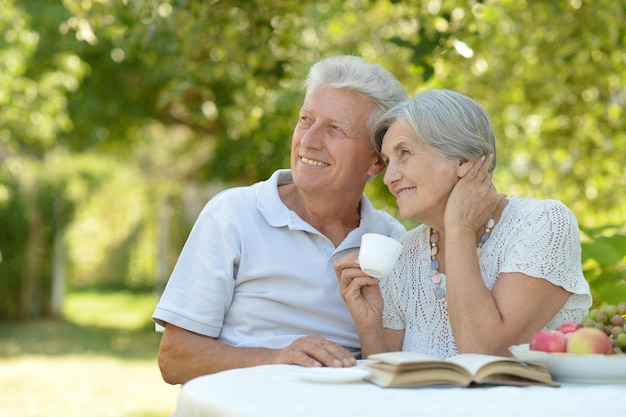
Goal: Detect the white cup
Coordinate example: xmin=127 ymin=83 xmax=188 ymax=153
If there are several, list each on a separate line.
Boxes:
xmin=358 ymin=233 xmax=404 ymax=278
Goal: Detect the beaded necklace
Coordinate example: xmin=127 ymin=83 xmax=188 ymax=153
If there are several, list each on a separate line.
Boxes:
xmin=430 ymin=218 xmax=495 ymax=307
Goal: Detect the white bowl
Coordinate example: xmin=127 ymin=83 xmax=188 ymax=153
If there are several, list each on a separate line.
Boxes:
xmin=509 ymin=344 xmax=626 ymax=384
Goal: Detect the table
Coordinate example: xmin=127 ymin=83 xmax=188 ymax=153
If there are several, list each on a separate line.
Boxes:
xmin=175 ymin=363 xmax=625 ymax=417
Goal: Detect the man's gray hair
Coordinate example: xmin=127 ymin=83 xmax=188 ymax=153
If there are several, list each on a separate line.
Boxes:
xmin=373 ymin=89 xmax=497 ymax=174
xmin=305 ymin=55 xmax=407 ymax=135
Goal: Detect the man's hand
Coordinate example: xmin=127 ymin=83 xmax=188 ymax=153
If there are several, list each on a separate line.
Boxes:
xmin=272 ymin=334 xmax=357 ymax=368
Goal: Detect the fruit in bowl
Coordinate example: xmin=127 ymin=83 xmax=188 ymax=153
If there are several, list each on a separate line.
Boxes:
xmin=529 ymin=301 xmax=626 ymax=355
xmin=555 ymin=322 xmax=581 ymax=337
xmin=529 ymin=330 xmax=568 ymax=353
xmin=566 ymin=327 xmax=613 ymax=354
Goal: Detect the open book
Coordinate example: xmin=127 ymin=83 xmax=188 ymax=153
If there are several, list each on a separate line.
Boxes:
xmin=363 ymin=351 xmax=555 ymax=387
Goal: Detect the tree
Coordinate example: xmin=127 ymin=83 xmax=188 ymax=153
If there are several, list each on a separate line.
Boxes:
xmin=1 ymin=0 xmax=624 ymax=320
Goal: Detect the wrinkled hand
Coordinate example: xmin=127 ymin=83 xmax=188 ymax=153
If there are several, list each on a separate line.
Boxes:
xmin=272 ymin=334 xmax=356 ymax=368
xmin=445 ymin=154 xmax=505 ymax=232
xmin=334 ymin=252 xmax=384 ymax=329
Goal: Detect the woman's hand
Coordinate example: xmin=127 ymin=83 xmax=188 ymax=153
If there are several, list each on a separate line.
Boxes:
xmin=334 ymin=252 xmax=385 ymax=329
xmin=445 ymin=153 xmax=504 ymax=232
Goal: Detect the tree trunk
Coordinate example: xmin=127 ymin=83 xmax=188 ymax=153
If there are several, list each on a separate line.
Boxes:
xmin=155 ymin=197 xmax=170 ymax=294
xmin=21 ymin=205 xmax=42 ymax=320
xmin=51 ymin=196 xmax=66 ymax=317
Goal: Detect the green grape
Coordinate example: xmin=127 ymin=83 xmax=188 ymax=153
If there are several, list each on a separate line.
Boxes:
xmin=595 ymin=309 xmax=609 ymax=324
xmin=617 ymin=302 xmax=626 ymax=316
xmin=611 ymin=325 xmax=624 ymax=337
xmin=604 ymin=304 xmax=618 ymax=318
xmin=582 ymin=317 xmax=595 ymax=327
xmin=611 ymin=314 xmax=624 ymax=326
xmin=588 ymin=308 xmax=599 ymax=321
xmin=617 ymin=332 xmax=626 ymax=349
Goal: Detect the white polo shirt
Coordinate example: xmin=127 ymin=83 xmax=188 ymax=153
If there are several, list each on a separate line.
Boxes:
xmin=153 ymin=169 xmax=404 ymax=351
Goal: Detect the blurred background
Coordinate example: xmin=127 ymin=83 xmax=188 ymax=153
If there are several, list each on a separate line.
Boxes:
xmin=1 ymin=0 xmax=625 ymax=416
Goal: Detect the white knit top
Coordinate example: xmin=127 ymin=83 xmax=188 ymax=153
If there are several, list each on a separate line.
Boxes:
xmin=381 ymin=196 xmax=592 ymax=358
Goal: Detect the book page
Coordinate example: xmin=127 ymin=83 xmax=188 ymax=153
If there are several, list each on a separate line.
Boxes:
xmin=445 ymin=354 xmax=514 ymax=375
xmin=367 ymin=351 xmax=443 ymax=365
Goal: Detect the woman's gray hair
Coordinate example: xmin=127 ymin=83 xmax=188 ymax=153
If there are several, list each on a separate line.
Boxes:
xmin=304 ymin=55 xmax=407 ymax=136
xmin=373 ymin=89 xmax=497 ymax=174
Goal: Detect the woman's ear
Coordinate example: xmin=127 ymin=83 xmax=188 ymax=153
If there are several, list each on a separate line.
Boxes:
xmin=457 ymin=159 xmax=472 ymax=178
xmin=367 ymin=154 xmax=386 ymax=177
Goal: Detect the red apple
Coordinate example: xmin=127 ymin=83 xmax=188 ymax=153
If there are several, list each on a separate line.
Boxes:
xmin=566 ymin=327 xmax=613 ymax=354
xmin=556 ymin=322 xmax=581 ymax=335
xmin=529 ymin=329 xmax=568 ymax=353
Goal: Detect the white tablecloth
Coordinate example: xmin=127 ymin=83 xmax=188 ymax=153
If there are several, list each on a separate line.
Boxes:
xmin=176 ymin=364 xmax=625 ymax=417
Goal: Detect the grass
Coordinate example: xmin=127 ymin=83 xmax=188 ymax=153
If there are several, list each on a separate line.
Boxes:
xmin=0 ymin=291 xmax=180 ymax=417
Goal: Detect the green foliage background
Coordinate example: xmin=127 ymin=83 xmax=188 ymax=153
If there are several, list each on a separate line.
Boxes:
xmin=1 ymin=0 xmax=625 ymax=320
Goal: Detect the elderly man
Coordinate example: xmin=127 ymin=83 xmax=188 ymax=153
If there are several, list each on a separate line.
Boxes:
xmin=153 ymin=55 xmax=407 ymax=384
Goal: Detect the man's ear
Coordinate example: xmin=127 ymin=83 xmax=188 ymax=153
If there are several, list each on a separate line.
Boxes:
xmin=367 ymin=154 xmax=386 ymax=177
xmin=457 ymin=159 xmax=472 ymax=178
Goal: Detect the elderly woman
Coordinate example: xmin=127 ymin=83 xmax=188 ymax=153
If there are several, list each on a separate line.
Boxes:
xmin=335 ymin=89 xmax=592 ymax=359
